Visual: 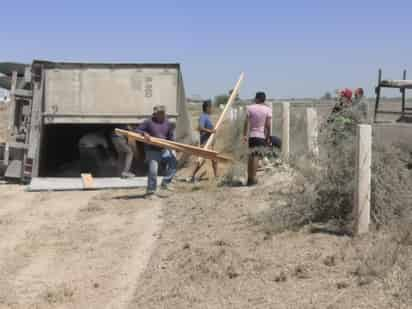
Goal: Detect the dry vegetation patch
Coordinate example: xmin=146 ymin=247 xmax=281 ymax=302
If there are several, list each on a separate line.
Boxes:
xmin=267 ymin=110 xmax=412 ymax=234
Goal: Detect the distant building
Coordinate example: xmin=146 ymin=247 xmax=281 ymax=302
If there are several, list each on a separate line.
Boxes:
xmin=187 ymin=95 xmax=208 ymax=104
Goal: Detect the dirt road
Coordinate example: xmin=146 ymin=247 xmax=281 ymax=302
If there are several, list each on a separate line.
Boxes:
xmin=0 ymin=185 xmax=162 ymax=309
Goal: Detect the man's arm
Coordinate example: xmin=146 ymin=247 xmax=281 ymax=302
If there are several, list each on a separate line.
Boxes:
xmin=198 ymin=116 xmax=215 ymax=134
xmin=199 ymin=127 xmax=216 ymax=134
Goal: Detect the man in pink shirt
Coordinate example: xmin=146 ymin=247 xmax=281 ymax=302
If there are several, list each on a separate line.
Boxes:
xmin=243 ymin=92 xmax=272 ymax=186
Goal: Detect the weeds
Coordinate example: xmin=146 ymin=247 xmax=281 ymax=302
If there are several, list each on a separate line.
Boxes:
xmin=269 ymin=108 xmax=412 ymax=233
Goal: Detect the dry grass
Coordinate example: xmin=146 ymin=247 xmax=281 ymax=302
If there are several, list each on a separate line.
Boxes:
xmin=263 ymin=107 xmax=412 ymax=307
xmin=267 ymin=109 xmax=412 ymax=234
xmin=352 ymin=221 xmax=412 ymax=307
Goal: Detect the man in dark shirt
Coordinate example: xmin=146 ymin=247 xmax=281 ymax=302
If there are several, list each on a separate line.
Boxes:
xmin=78 ymin=131 xmax=109 ymax=177
xmin=111 ymin=124 xmax=135 ymax=178
xmin=136 ymin=105 xmax=177 ymax=196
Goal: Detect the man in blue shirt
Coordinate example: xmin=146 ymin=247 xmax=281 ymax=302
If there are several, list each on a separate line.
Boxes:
xmin=191 ymin=100 xmax=218 ymax=181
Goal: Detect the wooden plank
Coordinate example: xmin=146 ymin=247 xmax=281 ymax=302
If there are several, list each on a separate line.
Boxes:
xmin=203 ymin=72 xmax=245 ymax=150
xmin=81 ymin=173 xmax=95 ymax=189
xmin=115 ymin=129 xmax=232 ymax=162
xmin=196 ymin=72 xmax=244 ymax=167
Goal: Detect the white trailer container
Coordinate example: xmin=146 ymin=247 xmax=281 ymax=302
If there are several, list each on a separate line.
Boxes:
xmin=1 ymin=60 xmax=192 ymax=187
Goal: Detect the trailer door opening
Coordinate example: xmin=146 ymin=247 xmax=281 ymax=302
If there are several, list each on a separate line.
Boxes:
xmin=38 ymin=124 xmax=147 ymax=177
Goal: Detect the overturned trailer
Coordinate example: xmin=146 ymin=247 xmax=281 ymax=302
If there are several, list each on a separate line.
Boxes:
xmin=0 ymin=60 xmax=192 ymax=188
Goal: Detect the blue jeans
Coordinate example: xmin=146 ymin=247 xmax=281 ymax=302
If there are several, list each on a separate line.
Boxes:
xmin=146 ymin=149 xmax=177 ymax=192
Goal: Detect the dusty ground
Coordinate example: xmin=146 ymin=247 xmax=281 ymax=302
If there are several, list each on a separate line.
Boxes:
xmin=0 ymin=102 xmax=410 ymax=308
xmin=0 ymin=186 xmax=162 ymax=309
xmin=127 ymin=169 xmax=406 ymax=309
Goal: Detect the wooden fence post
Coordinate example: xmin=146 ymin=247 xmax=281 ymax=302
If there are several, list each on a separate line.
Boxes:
xmin=306 ymin=107 xmax=319 ymax=157
xmin=354 ymin=124 xmax=372 ymax=235
xmin=282 ymin=102 xmax=290 ymax=161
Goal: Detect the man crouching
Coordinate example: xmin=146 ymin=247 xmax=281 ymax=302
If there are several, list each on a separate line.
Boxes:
xmin=136 ymin=105 xmax=177 ymax=197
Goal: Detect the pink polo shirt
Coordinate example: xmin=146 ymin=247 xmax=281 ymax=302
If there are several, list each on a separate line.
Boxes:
xmin=246 ymin=103 xmax=272 ymax=139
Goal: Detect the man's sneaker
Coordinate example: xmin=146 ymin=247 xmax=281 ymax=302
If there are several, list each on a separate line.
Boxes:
xmin=247 ymin=179 xmax=258 ymax=187
xmin=121 ymin=171 xmax=136 ymax=179
xmin=145 ymin=191 xmax=158 ymax=200
xmin=161 ymin=183 xmax=175 ymax=192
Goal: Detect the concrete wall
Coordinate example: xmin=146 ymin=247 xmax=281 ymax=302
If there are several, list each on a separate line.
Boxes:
xmin=272 ymin=101 xmax=412 ymax=157
xmin=272 ymin=102 xmax=333 ymax=157
xmin=373 ymin=123 xmax=412 ymax=151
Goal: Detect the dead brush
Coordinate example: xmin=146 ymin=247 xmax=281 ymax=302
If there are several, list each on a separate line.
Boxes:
xmin=218 ymin=106 xmax=281 ymax=186
xmin=268 ymin=109 xmax=412 ymax=233
xmin=217 ymin=107 xmax=248 ymax=186
xmin=354 ymin=219 xmax=412 ymax=306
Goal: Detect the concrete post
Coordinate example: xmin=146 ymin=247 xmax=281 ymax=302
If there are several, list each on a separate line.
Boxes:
xmin=8 ymin=71 xmax=18 ymax=138
xmin=282 ymin=102 xmax=290 ymax=161
xmin=306 ymin=108 xmax=319 ymax=157
xmin=354 ymin=124 xmax=372 ymax=235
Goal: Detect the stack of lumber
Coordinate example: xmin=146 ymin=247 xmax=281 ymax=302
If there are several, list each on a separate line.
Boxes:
xmin=115 ymin=129 xmax=233 ymax=162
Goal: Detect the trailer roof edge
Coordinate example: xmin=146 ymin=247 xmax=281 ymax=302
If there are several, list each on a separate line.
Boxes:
xmin=32 ymin=60 xmax=181 ymax=70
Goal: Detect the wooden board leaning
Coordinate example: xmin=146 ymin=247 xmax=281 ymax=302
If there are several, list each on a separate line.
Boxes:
xmin=115 ymin=129 xmax=233 ymax=162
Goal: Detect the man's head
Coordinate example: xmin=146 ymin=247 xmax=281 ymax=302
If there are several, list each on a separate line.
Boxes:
xmin=202 ymin=100 xmax=212 ymax=114
xmin=255 ymin=92 xmax=266 ymax=104
xmin=153 ymin=105 xmax=166 ymax=122
xmin=354 ymin=88 xmax=364 ymax=99
xmin=339 ymin=88 xmax=352 ymax=107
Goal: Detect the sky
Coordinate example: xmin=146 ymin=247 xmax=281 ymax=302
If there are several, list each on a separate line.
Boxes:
xmin=1 ymin=0 xmax=412 ymax=99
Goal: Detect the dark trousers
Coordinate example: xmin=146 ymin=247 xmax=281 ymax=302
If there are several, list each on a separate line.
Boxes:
xmin=79 ymin=147 xmax=100 ymax=176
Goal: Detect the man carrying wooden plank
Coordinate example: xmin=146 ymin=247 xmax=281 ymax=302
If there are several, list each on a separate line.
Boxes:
xmin=243 ymin=92 xmax=272 ymax=186
xmin=136 ymin=105 xmax=177 ymax=197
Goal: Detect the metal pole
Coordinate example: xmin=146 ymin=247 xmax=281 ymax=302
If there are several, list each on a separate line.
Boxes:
xmin=401 ymin=70 xmax=407 ymax=116
xmin=374 ymin=69 xmax=382 ymax=123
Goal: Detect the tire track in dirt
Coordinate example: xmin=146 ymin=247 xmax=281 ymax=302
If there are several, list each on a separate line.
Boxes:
xmin=0 ymin=188 xmax=162 ymax=309
xmin=0 ymin=188 xmax=100 ymax=306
